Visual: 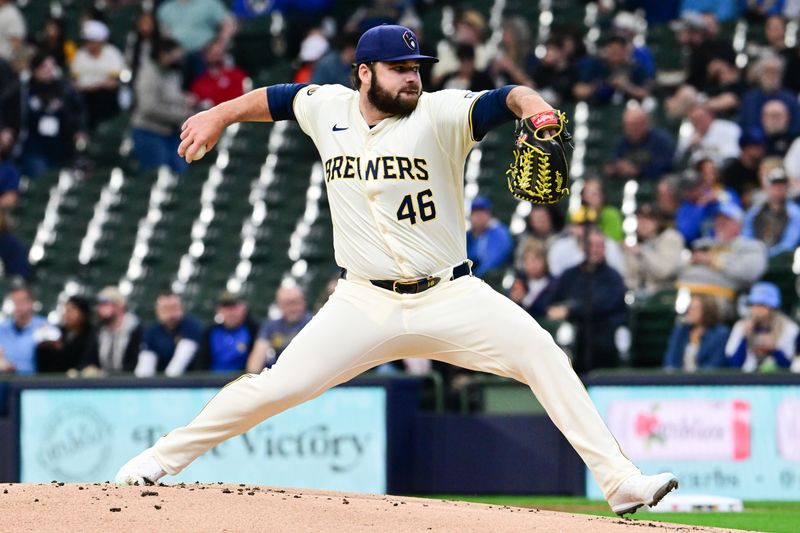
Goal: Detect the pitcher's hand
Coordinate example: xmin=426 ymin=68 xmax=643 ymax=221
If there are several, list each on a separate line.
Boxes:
xmin=178 ymin=109 xmax=226 ymax=163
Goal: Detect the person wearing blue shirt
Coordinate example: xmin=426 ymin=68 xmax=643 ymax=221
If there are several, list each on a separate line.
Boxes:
xmin=607 ymin=106 xmax=675 ymax=181
xmin=193 ymin=291 xmax=258 ymax=372
xmin=311 ymin=33 xmax=358 ymax=87
xmin=574 ymin=35 xmax=653 ymax=105
xmin=466 ymin=196 xmax=513 ymax=279
xmin=739 ymin=55 xmax=800 ymax=138
xmin=663 ymin=294 xmax=729 ymax=371
xmin=0 ymin=284 xmax=49 ymax=374
xmin=743 ymin=167 xmax=800 ymax=256
xmin=246 ymin=285 xmax=313 ymax=372
xmin=135 ymin=290 xmax=203 ymax=377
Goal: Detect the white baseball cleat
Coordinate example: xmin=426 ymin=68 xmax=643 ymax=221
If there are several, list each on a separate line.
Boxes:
xmin=607 ymin=472 xmax=679 ymax=516
xmin=114 ymin=448 xmax=166 ymax=486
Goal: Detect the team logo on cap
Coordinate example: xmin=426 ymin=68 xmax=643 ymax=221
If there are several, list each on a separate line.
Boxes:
xmin=403 ymin=31 xmax=417 ymax=50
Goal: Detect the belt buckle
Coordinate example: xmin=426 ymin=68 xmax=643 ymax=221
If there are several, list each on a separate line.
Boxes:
xmin=392 ymin=276 xmax=439 ymax=294
xmin=392 ymin=279 xmax=419 ymax=293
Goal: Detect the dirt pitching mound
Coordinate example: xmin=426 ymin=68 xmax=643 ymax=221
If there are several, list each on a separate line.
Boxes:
xmin=0 ymin=483 xmax=736 ymax=532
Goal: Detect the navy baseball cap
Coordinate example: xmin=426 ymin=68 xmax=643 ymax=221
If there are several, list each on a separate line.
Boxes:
xmin=355 ymin=25 xmax=438 ymax=64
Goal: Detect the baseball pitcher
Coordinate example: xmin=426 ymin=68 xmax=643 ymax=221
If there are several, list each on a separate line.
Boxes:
xmin=116 ymin=25 xmax=677 ymax=515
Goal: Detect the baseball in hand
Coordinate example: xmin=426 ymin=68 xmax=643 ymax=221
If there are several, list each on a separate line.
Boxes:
xmin=190 ymin=144 xmax=207 ymax=162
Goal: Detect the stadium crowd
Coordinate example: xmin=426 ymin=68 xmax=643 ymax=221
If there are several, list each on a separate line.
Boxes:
xmin=0 ymin=0 xmax=800 ymax=384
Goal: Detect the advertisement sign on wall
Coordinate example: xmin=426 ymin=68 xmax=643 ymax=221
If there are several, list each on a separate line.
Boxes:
xmin=606 ymin=398 xmax=751 ymax=461
xmin=20 ymin=387 xmax=387 ymax=492
xmin=588 ymin=385 xmax=800 ymax=500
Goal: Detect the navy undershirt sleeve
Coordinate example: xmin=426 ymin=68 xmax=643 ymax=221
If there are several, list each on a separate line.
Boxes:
xmin=266 ymin=83 xmax=308 ymax=121
xmin=470 ymin=85 xmax=517 ymax=141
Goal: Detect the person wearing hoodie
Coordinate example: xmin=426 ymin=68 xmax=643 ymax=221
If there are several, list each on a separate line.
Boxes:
xmin=83 ymin=286 xmax=142 ymax=373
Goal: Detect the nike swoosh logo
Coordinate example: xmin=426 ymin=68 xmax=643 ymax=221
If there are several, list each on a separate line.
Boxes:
xmin=332 ymin=124 xmax=349 ymax=131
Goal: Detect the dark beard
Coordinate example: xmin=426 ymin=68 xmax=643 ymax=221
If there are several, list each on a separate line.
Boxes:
xmin=367 ymin=77 xmax=420 ymax=116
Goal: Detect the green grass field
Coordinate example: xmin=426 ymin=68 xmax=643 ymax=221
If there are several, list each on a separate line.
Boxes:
xmin=428 ymin=496 xmax=800 ymax=532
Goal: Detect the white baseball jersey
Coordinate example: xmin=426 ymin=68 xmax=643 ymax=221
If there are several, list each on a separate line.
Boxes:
xmin=293 ymin=84 xmax=484 ymax=280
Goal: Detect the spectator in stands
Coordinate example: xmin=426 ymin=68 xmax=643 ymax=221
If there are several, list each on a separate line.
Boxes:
xmin=663 ymin=293 xmax=729 ymax=371
xmin=432 ymin=10 xmax=489 ymax=87
xmin=705 ymin=57 xmax=748 ymax=119
xmin=524 ymin=35 xmax=577 ymax=107
xmin=246 ymin=285 xmax=312 ymax=372
xmin=678 ymin=201 xmax=768 ymax=317
xmin=675 ymin=169 xmax=728 ymax=244
xmin=491 ymin=16 xmax=536 ymax=88
xmin=762 ymin=14 xmax=790 ymax=57
xmin=131 ymin=38 xmax=190 ymax=174
xmin=36 ymin=295 xmax=96 ymax=373
xmin=193 ymin=291 xmax=259 ymax=372
xmin=466 ymin=196 xmax=513 ymax=279
xmin=547 ymin=230 xmax=629 ymax=373
xmin=624 ymin=204 xmax=685 ymax=295
xmin=156 ymin=0 xmax=236 ymax=55
xmin=749 ymin=155 xmax=785 ymax=206
xmin=33 ymin=16 xmax=76 ymax=70
xmin=125 ymin=9 xmax=160 ymax=82
xmin=740 ymin=54 xmax=800 ymax=138
xmin=190 ymin=39 xmax=246 ymax=109
xmin=0 ymin=0 xmax=25 ymax=63
xmin=761 ymin=99 xmax=796 ymax=156
xmin=694 ymin=153 xmax=741 ymax=207
xmin=0 ymin=208 xmax=29 ymax=279
xmin=574 ymin=35 xmax=652 ymax=104
xmin=71 ymin=20 xmax=124 ymax=129
xmin=135 ymin=289 xmax=203 ymax=377
xmin=675 ymin=103 xmax=740 ymax=168
xmin=743 ymin=167 xmax=800 ymax=256
xmin=82 ymin=286 xmax=142 ymax=374
xmin=722 ymin=129 xmax=767 ymax=204
xmin=575 ymin=178 xmax=623 ymax=241
xmin=311 ymin=32 xmax=359 ymax=87
xmin=436 ymin=44 xmax=494 ymax=92
xmin=606 ymin=106 xmax=675 ymax=181
xmin=611 ymin=11 xmax=656 ymax=79
xmin=674 ymin=11 xmax=736 ymax=92
xmin=14 ymin=53 xmax=87 ymax=178
xmin=656 ymin=175 xmax=681 ymax=222
xmin=726 ymin=282 xmax=799 ymax=372
xmin=270 ymin=0 xmax=334 ymax=59
xmin=0 ymin=283 xmax=47 ymax=374
xmin=548 ymin=222 xmax=627 ymax=277
xmin=514 ymin=204 xmax=564 ymax=267
xmin=293 ymin=30 xmax=329 ymax=84
xmin=508 ymin=240 xmax=556 ymax=319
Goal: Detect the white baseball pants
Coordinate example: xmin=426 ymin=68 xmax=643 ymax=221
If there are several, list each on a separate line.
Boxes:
xmin=151 ymin=275 xmax=640 ymax=497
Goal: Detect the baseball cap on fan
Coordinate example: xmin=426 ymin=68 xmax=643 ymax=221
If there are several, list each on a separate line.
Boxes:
xmin=355 ymin=25 xmax=438 ymax=64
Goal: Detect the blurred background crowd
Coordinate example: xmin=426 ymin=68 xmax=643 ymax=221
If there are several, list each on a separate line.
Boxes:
xmin=1 ymin=0 xmax=800 ymax=399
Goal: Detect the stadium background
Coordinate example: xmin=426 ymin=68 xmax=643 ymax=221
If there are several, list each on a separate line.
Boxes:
xmin=0 ymin=0 xmax=799 ymax=530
